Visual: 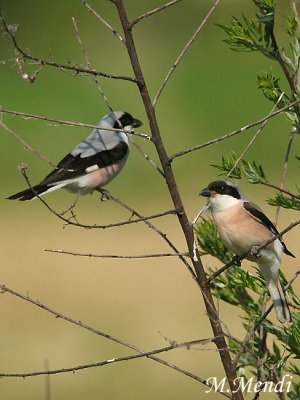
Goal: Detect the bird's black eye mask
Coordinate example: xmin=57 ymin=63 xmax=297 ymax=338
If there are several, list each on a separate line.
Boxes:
xmin=208 ymin=181 xmax=241 ymax=199
xmin=113 ymin=112 xmax=134 ymax=129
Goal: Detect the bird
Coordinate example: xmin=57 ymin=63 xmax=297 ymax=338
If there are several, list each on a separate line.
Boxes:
xmin=199 ymin=180 xmax=295 ymax=323
xmin=7 ymin=111 xmax=142 ymax=201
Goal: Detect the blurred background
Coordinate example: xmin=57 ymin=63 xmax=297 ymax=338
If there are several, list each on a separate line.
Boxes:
xmin=0 ymin=0 xmax=299 ymax=399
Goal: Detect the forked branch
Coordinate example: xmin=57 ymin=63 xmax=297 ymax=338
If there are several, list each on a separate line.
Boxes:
xmin=115 ymin=1 xmax=244 ymax=398
xmin=0 ymin=8 xmax=136 ymax=83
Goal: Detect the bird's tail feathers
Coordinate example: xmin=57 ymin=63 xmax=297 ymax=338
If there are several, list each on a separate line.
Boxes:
xmin=268 ymin=278 xmax=291 ymax=324
xmin=258 ymin=259 xmax=291 ymax=324
xmin=7 ymin=183 xmax=65 ymax=201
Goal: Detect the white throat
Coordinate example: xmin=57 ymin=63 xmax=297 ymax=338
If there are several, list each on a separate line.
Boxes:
xmin=209 ymin=194 xmax=241 ymax=212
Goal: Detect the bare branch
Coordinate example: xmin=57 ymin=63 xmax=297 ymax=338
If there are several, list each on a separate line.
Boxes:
xmin=0 ymin=7 xmax=136 ymax=83
xmin=169 ymin=99 xmax=300 ymax=161
xmin=72 ymin=17 xmax=91 ymax=67
xmin=0 ymin=107 xmax=151 ymax=140
xmin=115 ymin=2 xmax=243 ymax=398
xmin=72 ymin=17 xmax=164 ymax=180
xmin=43 ymin=248 xmax=189 ymax=259
xmin=269 ymin=22 xmax=296 ymax=93
xmin=100 ymin=189 xmax=197 ymax=279
xmin=18 ymin=169 xmax=195 ymax=279
xmin=128 ymin=137 xmax=165 ymax=177
xmin=262 ymin=181 xmax=300 ymax=200
xmin=72 ymin=16 xmax=118 ymax=116
xmin=18 ymin=171 xmax=178 ymax=229
xmin=0 ymin=283 xmax=230 ymax=397
xmin=0 ymin=283 xmax=141 ymax=351
xmin=81 ymin=1 xmax=125 ymax=44
xmin=0 ymin=120 xmax=56 ymax=168
xmin=153 ymin=0 xmax=222 ymax=108
xmin=0 ymin=337 xmax=221 ymax=378
xmin=274 ymin=128 xmax=297 ymax=225
xmin=131 ymin=0 xmax=183 ymax=27
xmin=191 ymin=204 xmax=210 ymax=262
xmin=225 ymin=93 xmax=284 ymax=179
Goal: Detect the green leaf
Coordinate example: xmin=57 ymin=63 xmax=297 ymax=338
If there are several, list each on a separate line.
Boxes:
xmin=268 ymin=193 xmax=300 ymax=211
xmin=194 ymin=217 xmax=233 ymax=264
xmin=257 ymin=72 xmax=289 ymax=106
xmin=212 ymin=152 xmax=268 ymax=184
xmin=218 ymin=10 xmax=276 ymax=57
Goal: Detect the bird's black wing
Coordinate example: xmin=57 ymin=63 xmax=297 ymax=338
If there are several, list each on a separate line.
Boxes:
xmin=41 ymin=141 xmax=128 ymax=186
xmin=243 ymin=201 xmax=295 ymax=258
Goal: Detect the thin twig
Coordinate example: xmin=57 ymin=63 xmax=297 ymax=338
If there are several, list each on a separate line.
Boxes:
xmin=191 ymin=204 xmax=209 ymax=261
xmin=43 ymin=249 xmax=189 ymax=259
xmin=0 ymin=107 xmax=151 ymax=140
xmin=72 ymin=17 xmax=162 ymax=179
xmin=131 ymin=0 xmax=183 ymax=27
xmin=72 ymin=16 xmax=117 ymax=115
xmin=0 ymin=283 xmax=141 ymax=351
xmin=19 ymin=169 xmax=195 ymax=278
xmin=225 ymin=93 xmax=284 ymax=179
xmin=288 ymin=302 xmax=300 ymax=311
xmin=233 ymin=269 xmax=300 ymax=367
xmin=0 ymin=7 xmax=135 ymax=83
xmin=169 ymin=99 xmax=300 ymax=161
xmin=274 ymin=129 xmax=297 ymax=225
xmin=292 ymin=0 xmax=300 ymax=30
xmin=0 ymin=284 xmax=230 ymax=397
xmin=128 ymin=136 xmax=165 ymax=177
xmin=262 ymin=182 xmax=300 ymax=201
xmin=19 ymin=171 xmax=178 ymax=230
xmin=269 ymin=24 xmax=295 ymax=93
xmin=82 ymin=1 xmax=125 ymax=44
xmin=0 ymin=120 xmax=56 ymax=168
xmin=0 ymin=337 xmax=220 ymax=378
xmin=153 ymin=0 xmax=222 ymax=108
xmin=72 ymin=17 xmax=91 ymax=66
xmin=100 ymin=189 xmax=196 ymax=279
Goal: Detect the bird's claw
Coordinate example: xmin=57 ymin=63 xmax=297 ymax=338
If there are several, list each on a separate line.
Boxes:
xmin=97 ymin=189 xmax=111 ymax=201
xmin=250 ymin=245 xmax=262 ymax=258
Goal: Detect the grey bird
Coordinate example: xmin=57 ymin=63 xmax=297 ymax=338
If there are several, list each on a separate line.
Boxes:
xmin=200 ymin=180 xmax=295 ymax=324
xmin=8 ymin=111 xmax=142 ymax=201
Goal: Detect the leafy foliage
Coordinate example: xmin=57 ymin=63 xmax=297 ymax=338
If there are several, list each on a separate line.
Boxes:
xmin=203 ymin=0 xmax=300 ymax=396
xmin=268 ymin=192 xmax=300 ymax=212
xmin=195 ymin=216 xmax=300 ymax=396
xmin=218 ymin=1 xmax=276 ymax=57
xmin=212 ymin=152 xmax=300 ymax=215
xmin=257 ymin=72 xmax=289 ymax=107
xmin=212 ymin=152 xmax=267 ymax=183
xmin=219 ymin=0 xmax=300 ymax=133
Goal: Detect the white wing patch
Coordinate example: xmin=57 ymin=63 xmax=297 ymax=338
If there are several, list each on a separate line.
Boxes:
xmin=85 ymin=165 xmax=99 ymax=173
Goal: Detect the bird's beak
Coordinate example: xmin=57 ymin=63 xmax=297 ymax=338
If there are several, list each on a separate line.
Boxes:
xmin=132 ymin=118 xmax=143 ymax=128
xmin=199 ymin=187 xmax=211 ymax=197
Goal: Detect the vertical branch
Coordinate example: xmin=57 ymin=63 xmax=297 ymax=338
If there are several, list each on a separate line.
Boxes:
xmin=274 ymin=129 xmax=296 ymax=225
xmin=114 ymin=1 xmax=244 ymax=398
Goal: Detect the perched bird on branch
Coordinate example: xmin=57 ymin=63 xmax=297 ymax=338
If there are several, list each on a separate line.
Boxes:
xmin=8 ymin=111 xmax=142 ymax=201
xmin=200 ymin=180 xmax=295 ymax=323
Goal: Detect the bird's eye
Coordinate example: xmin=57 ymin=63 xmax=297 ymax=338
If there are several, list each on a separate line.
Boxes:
xmin=220 ymin=186 xmax=226 ymax=193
